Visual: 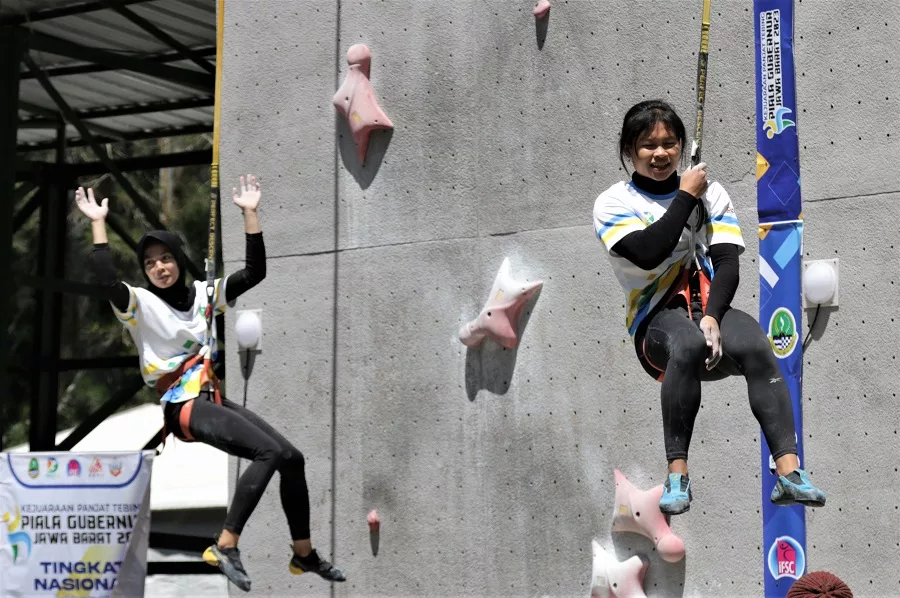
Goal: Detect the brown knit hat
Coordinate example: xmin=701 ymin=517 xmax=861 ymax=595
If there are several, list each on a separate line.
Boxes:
xmin=786 ymin=571 xmax=853 ymax=598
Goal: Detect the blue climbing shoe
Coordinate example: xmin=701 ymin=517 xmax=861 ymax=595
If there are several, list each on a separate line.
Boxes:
xmin=770 ymin=469 xmax=826 ymax=507
xmin=659 ymin=473 xmax=692 ymax=515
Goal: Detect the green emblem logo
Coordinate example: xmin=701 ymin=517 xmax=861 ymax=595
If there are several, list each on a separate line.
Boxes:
xmin=768 ymin=307 xmax=798 ymax=358
xmin=27 ymin=458 xmax=39 ymax=479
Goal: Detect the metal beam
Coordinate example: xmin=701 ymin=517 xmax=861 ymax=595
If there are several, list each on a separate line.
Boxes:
xmin=19 ymin=46 xmax=216 ymax=80
xmin=19 ymin=100 xmax=125 ymax=140
xmin=69 ymin=149 xmax=212 ymax=176
xmin=17 ymin=123 xmax=212 ymax=152
xmin=55 ymin=375 xmax=145 ymax=450
xmin=29 ymin=128 xmax=68 ymax=451
xmin=0 ymin=27 xmax=23 ymax=452
xmin=27 ymin=32 xmax=214 ymax=93
xmin=102 ymin=2 xmax=215 ymax=74
xmin=105 ymin=213 xmax=140 ymax=252
xmin=0 ymin=0 xmax=154 ymax=26
xmin=75 ymin=96 xmax=213 ymax=120
xmin=142 ymin=427 xmax=164 ymax=451
xmin=24 ymin=54 xmax=203 ymax=278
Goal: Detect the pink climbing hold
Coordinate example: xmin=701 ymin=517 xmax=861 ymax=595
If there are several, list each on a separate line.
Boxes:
xmin=533 ymin=0 xmax=551 ymax=19
xmin=459 ymin=258 xmax=543 ymax=350
xmin=590 ymin=540 xmax=648 ymax=598
xmin=610 ymin=469 xmax=686 ymax=563
xmin=332 ymin=44 xmax=394 ymax=165
xmin=367 ymin=509 xmax=380 ymax=533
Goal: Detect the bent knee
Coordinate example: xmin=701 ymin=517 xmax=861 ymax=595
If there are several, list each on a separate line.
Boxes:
xmin=669 ymin=330 xmax=708 ymax=367
xmin=256 ymin=441 xmax=285 ymax=466
xmin=279 ymin=448 xmax=305 ymax=471
xmin=730 ymin=329 xmax=777 ymax=371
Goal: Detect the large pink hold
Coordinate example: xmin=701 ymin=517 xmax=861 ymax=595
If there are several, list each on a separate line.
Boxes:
xmin=590 ymin=540 xmax=648 ymax=598
xmin=459 ymin=258 xmax=543 ymax=350
xmin=533 ymin=0 xmax=551 ymax=18
xmin=332 ymin=44 xmax=394 ymax=165
xmin=367 ymin=509 xmax=380 ymax=532
xmin=611 ymin=469 xmax=685 ymax=563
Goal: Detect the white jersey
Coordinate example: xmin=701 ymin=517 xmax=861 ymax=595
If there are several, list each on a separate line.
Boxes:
xmin=593 ymin=179 xmax=745 ymax=336
xmin=112 ymin=279 xmax=229 ymax=402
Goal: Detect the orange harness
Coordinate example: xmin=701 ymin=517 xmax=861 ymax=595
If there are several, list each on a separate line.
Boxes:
xmin=641 ymin=266 xmax=712 ymax=382
xmin=156 ymin=350 xmax=221 ymax=446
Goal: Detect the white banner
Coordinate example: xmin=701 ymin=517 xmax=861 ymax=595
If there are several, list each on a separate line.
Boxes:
xmin=0 ymin=451 xmax=153 ymax=598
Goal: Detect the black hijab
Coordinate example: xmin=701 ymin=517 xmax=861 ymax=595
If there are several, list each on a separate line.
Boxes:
xmin=136 ymin=230 xmax=194 ymax=312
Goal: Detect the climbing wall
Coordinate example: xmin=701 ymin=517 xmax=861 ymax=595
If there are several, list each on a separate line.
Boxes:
xmin=219 ymin=0 xmax=900 ymax=595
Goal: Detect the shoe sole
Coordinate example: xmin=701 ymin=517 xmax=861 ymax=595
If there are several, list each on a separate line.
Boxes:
xmin=288 ymin=562 xmax=306 ymax=576
xmin=659 ymin=502 xmax=691 ymax=515
xmin=289 ymin=561 xmax=346 ymax=582
xmin=772 ymin=495 xmax=826 ymax=508
xmin=204 ymin=547 xmax=252 ymax=592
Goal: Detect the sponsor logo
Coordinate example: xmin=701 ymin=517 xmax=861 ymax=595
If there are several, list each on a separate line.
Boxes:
xmin=89 ymin=457 xmax=104 ymax=477
xmin=1 ymin=494 xmax=32 ymax=564
xmin=759 ymin=10 xmax=796 ymax=139
xmin=45 ymin=458 xmax=59 ymax=478
xmin=67 ymin=459 xmax=82 ymax=477
xmin=764 ymin=107 xmax=795 ymax=139
xmin=768 ymin=307 xmax=798 ymax=358
xmin=109 ymin=461 xmax=123 ymax=477
xmin=768 ymin=536 xmax=805 ymax=580
xmin=27 ymin=458 xmax=39 ymax=479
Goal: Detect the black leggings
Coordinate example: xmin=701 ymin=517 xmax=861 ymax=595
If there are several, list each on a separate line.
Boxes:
xmin=641 ymin=305 xmax=798 ymax=463
xmin=164 ymin=393 xmax=311 ymax=539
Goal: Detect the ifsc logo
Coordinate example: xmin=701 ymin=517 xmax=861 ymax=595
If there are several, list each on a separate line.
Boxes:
xmin=768 ymin=536 xmax=805 ymax=580
xmin=768 ymin=307 xmax=798 ymax=358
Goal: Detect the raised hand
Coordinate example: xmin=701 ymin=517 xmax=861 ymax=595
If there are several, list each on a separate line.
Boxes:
xmin=232 ymin=174 xmax=261 ymax=212
xmin=74 ymin=187 xmax=109 ymax=222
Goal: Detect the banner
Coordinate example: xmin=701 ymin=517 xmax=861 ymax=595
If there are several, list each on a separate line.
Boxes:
xmin=755 ymin=1 xmax=806 ymax=595
xmin=0 ymin=451 xmax=153 ymax=597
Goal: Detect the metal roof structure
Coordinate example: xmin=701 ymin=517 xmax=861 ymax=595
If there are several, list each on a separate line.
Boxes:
xmin=4 ymin=0 xmax=215 ymax=151
xmin=1 ymin=0 xmax=222 ymax=576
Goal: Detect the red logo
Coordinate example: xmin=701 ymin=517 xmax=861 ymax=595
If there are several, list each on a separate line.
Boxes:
xmin=777 ymin=541 xmax=796 ymax=575
xmin=768 ymin=535 xmax=804 ymax=580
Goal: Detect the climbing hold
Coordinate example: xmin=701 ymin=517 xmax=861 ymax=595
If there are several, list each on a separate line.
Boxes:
xmin=367 ymin=509 xmax=380 ymax=532
xmin=332 ymin=44 xmax=394 ymax=165
xmin=459 ymin=257 xmax=543 ymax=349
xmin=368 ymin=509 xmax=380 ymax=557
xmin=611 ymin=469 xmax=685 ymax=563
xmin=590 ymin=540 xmax=648 ymax=598
xmin=533 ymin=0 xmax=551 ymax=19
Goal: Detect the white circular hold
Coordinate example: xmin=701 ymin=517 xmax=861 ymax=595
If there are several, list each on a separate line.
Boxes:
xmin=234 ymin=311 xmax=262 ymax=348
xmin=803 ymin=261 xmax=836 ymax=305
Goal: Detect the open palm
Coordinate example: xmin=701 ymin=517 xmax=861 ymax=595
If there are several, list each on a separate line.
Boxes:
xmin=232 ymin=174 xmax=261 ymax=211
xmin=74 ymin=187 xmax=109 ymax=221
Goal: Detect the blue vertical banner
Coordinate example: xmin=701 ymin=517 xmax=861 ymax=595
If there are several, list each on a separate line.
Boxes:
xmin=755 ymin=1 xmax=806 ymax=594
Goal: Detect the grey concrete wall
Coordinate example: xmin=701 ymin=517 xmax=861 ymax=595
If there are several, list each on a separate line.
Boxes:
xmin=219 ymin=1 xmax=900 ymax=596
